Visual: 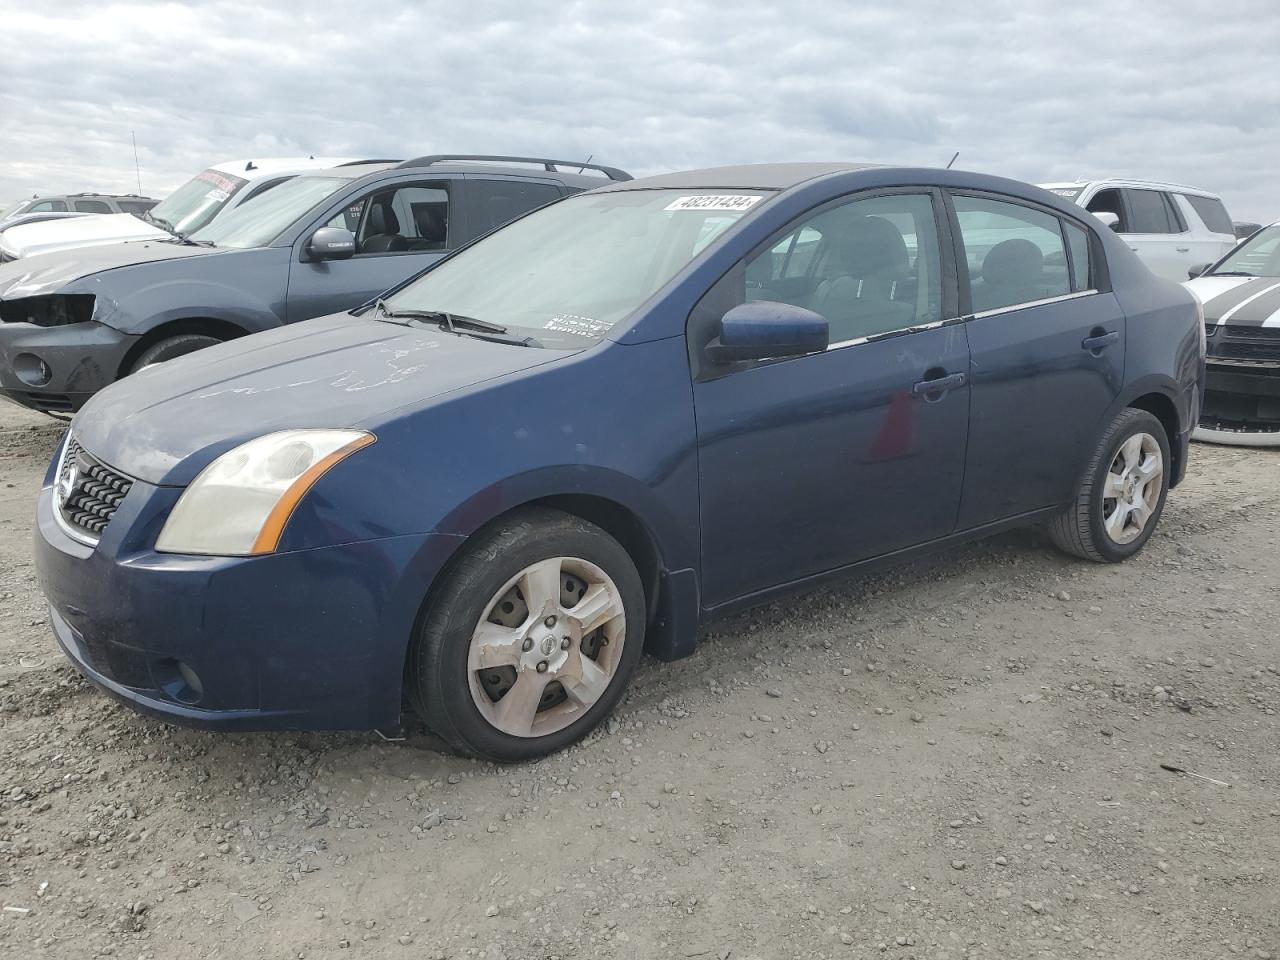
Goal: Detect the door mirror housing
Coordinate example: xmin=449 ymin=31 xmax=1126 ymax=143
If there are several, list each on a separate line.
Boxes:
xmin=1092 ymin=210 xmax=1121 ymax=232
xmin=706 ymin=301 xmax=829 ymax=364
xmin=306 ymin=226 xmax=356 ymax=261
xmin=1188 ymin=263 xmax=1212 ymax=280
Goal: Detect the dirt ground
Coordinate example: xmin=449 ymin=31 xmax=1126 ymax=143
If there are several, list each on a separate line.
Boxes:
xmin=0 ymin=402 xmax=1276 ymax=960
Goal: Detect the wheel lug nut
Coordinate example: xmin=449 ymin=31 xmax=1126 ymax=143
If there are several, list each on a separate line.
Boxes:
xmin=560 ymin=637 xmax=571 ymax=650
xmin=536 ymin=660 xmax=549 ymax=673
xmin=544 ymin=615 xmax=557 ymax=628
xmin=521 ymin=638 xmax=534 ymax=652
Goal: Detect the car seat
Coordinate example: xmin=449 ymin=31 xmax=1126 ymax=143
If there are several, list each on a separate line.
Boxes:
xmin=809 ymin=215 xmax=914 ymax=341
xmin=361 ymin=201 xmax=408 ymax=253
xmin=973 ymin=239 xmax=1047 ymax=312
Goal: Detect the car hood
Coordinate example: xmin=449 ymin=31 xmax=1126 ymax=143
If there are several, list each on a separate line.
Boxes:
xmin=72 ymin=312 xmax=566 ymax=485
xmin=0 ymin=212 xmax=166 ymax=259
xmin=1185 ymin=274 xmax=1280 ymax=326
xmin=0 ymin=240 xmax=218 ymax=300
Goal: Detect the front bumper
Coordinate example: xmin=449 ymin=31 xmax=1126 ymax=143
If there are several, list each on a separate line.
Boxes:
xmin=0 ymin=320 xmax=136 ymax=413
xmin=1194 ymin=360 xmax=1280 ymax=446
xmin=35 ymin=470 xmax=462 ymax=731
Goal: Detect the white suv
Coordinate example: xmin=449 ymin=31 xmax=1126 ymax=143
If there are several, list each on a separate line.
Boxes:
xmin=0 ymin=157 xmax=356 ymax=262
xmin=1038 ymin=178 xmax=1236 ymax=281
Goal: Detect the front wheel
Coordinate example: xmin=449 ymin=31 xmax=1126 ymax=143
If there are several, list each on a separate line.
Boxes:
xmin=129 ymin=333 xmax=222 ymax=374
xmin=408 ymin=508 xmax=645 ymax=761
xmin=1048 ymin=408 xmax=1171 ymax=562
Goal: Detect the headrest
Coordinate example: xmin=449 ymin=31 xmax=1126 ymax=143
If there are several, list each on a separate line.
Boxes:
xmin=831 ymin=215 xmax=909 ymax=278
xmin=368 ymin=201 xmax=400 ymax=236
xmin=983 ymin=238 xmax=1043 ymax=287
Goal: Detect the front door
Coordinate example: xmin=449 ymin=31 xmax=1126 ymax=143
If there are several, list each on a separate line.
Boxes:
xmin=692 ymin=190 xmax=971 ymax=607
xmin=286 ymin=179 xmax=458 ymax=323
xmin=950 ymin=192 xmax=1125 ymax=529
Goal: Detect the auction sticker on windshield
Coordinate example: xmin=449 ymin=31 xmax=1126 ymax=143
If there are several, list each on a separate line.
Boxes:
xmin=664 ymin=195 xmax=764 ymax=212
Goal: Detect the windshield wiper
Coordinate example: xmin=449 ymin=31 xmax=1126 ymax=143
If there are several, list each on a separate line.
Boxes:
xmin=1211 ymin=271 xmax=1255 ymax=277
xmin=371 ymin=300 xmax=540 ymax=346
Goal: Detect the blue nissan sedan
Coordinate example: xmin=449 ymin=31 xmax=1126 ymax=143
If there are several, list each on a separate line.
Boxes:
xmin=35 ymin=164 xmax=1205 ymax=760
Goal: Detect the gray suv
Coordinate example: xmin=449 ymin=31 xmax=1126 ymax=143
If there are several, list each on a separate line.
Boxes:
xmin=0 ymin=156 xmax=630 ymax=412
xmin=0 ymin=193 xmax=157 ymax=221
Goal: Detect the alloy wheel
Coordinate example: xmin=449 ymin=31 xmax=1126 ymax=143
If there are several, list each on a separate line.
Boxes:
xmin=1101 ymin=432 xmax=1163 ymax=545
xmin=467 ymin=556 xmax=626 ymax=738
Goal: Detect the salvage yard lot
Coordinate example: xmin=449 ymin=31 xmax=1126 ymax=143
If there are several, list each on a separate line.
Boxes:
xmin=0 ymin=402 xmax=1276 ymax=960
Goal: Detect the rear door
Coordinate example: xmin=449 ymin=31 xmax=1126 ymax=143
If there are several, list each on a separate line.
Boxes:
xmin=950 ymin=192 xmax=1124 ymax=528
xmin=285 ymin=178 xmax=462 ymax=322
xmin=1174 ymin=193 xmax=1238 ymax=266
xmin=1117 ymin=188 xmax=1192 ymax=280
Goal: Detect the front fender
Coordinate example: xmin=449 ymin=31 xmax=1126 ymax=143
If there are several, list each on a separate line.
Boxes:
xmin=70 ymin=249 xmax=291 ymax=337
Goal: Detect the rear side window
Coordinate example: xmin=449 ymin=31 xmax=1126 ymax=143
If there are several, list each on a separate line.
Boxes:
xmin=73 ymin=199 xmax=113 ymax=213
xmin=469 ymin=180 xmax=563 ymax=235
xmin=1125 ymin=189 xmax=1180 ymax=234
xmin=1182 ymin=194 xmax=1234 ymax=235
xmin=953 ymin=196 xmax=1072 ymax=313
xmin=1064 ymin=221 xmax=1092 ymax=291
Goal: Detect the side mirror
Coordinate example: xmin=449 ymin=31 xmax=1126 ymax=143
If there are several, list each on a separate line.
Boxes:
xmin=706 ymin=301 xmax=829 ymax=363
xmin=1092 ymin=211 xmax=1121 ymax=232
xmin=306 ymin=226 xmax=356 ymax=261
xmin=1188 ymin=263 xmax=1211 ymax=280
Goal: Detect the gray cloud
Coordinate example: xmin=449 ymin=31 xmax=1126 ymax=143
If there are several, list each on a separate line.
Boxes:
xmin=1 ymin=0 xmax=1277 ymax=221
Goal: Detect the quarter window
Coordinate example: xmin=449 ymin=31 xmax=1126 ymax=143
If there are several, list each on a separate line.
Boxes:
xmin=1064 ymin=221 xmax=1092 ymax=291
xmin=953 ymin=196 xmax=1071 ymax=313
xmin=1182 ymin=194 xmax=1234 ymax=235
xmin=743 ymin=193 xmax=943 ymax=343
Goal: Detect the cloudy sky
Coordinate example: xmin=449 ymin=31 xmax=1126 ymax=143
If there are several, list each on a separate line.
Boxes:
xmin=1 ymin=0 xmax=1277 ymax=221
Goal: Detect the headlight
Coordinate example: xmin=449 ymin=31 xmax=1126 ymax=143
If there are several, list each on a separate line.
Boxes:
xmin=155 ymin=429 xmax=375 ymax=556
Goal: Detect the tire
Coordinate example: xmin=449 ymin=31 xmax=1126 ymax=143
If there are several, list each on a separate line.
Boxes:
xmin=408 ymin=508 xmax=646 ymax=761
xmin=128 ymin=334 xmax=222 ymax=374
xmin=1049 ymin=408 xmax=1171 ymax=563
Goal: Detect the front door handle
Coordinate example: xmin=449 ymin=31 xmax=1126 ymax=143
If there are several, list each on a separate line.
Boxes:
xmin=1082 ymin=330 xmax=1120 ymax=352
xmin=1176 ymin=246 xmax=1190 ymax=253
xmin=912 ymin=371 xmax=966 ymax=400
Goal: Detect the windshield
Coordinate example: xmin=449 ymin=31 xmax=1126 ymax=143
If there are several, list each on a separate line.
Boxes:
xmin=381 ymin=189 xmax=767 ymax=348
xmin=0 ymin=200 xmax=31 ymax=221
xmin=148 ymin=168 xmax=250 ymax=235
xmin=190 ymin=176 xmax=348 ymax=249
xmin=1213 ymin=225 xmax=1280 ymax=277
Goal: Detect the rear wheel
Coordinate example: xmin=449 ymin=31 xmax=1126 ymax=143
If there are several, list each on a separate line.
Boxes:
xmin=128 ymin=333 xmax=222 ymax=374
xmin=1049 ymin=408 xmax=1170 ymax=562
xmin=408 ymin=508 xmax=645 ymax=761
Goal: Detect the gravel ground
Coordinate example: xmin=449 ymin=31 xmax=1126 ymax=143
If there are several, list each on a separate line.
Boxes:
xmin=0 ymin=401 xmax=1277 ymax=960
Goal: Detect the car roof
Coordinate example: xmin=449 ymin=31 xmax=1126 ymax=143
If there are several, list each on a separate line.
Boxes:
xmin=300 ymin=157 xmax=628 ymax=189
xmin=1039 ymin=177 xmax=1222 ymax=198
xmin=596 ymin=162 xmax=883 ymax=192
xmin=207 ymin=157 xmax=361 ymax=181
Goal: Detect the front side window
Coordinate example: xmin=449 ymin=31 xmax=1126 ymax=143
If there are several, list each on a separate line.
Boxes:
xmin=117 ymin=200 xmax=155 ymax=217
xmin=191 ymin=176 xmax=349 ymax=249
xmin=743 ymin=193 xmax=942 ymax=343
xmin=147 ymin=168 xmax=250 ymax=235
xmin=1213 ymin=225 xmax=1280 ymax=278
xmin=29 ymin=200 xmax=68 ymax=213
xmin=954 ymin=196 xmax=1071 ymax=313
xmin=347 ymin=183 xmax=452 ymax=254
xmin=380 ymin=189 xmax=767 ymax=349
xmin=1086 ymin=189 xmax=1126 ymax=231
xmin=73 ymin=199 xmax=112 ymax=213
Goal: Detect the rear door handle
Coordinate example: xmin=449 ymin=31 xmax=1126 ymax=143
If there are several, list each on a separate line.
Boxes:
xmin=912 ymin=371 xmax=966 ymax=399
xmin=1082 ymin=330 xmax=1120 ymax=351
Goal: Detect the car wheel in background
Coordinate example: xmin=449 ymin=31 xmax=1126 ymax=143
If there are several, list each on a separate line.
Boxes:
xmin=408 ymin=508 xmax=645 ymax=761
xmin=1049 ymin=408 xmax=1171 ymax=563
xmin=129 ymin=334 xmax=223 ymax=373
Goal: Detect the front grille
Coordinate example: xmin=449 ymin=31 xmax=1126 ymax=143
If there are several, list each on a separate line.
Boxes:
xmin=1212 ymin=326 xmax=1280 ymax=362
xmin=56 ymin=435 xmax=133 ymax=540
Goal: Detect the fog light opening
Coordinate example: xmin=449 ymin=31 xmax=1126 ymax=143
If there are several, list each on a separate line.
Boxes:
xmin=155 ymin=658 xmax=205 ymax=705
xmin=14 ymin=353 xmax=52 ymax=387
